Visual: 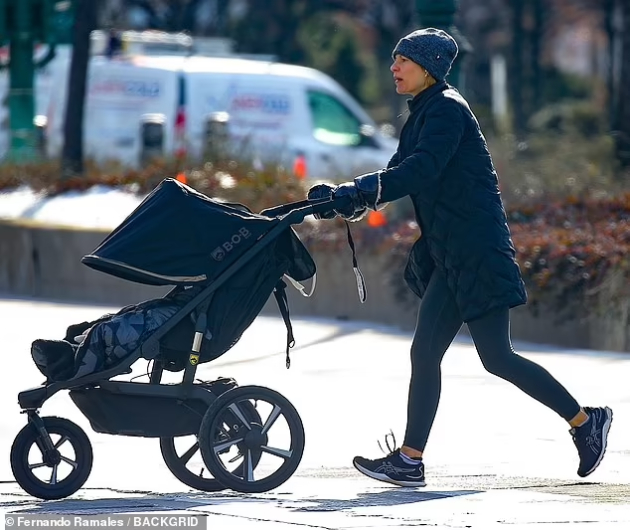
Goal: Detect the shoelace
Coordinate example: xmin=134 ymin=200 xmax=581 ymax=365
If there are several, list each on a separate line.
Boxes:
xmin=377 ymin=429 xmax=398 ymax=456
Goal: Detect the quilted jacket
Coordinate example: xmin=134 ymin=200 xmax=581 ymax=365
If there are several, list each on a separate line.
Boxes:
xmin=375 ymin=81 xmax=527 ymax=322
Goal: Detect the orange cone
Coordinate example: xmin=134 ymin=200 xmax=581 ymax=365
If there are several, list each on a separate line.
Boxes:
xmin=367 ymin=210 xmax=387 ymax=227
xmin=293 ymin=154 xmax=307 ymax=180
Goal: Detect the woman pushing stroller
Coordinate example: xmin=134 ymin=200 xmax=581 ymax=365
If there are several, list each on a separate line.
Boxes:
xmin=307 ymin=27 xmax=613 ymax=487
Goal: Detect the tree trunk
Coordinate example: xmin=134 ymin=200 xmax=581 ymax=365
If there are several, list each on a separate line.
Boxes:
xmin=511 ymin=0 xmax=526 ymax=136
xmin=617 ymin=0 xmax=630 ymax=167
xmin=529 ymin=0 xmax=543 ymax=112
xmin=215 ymin=0 xmax=230 ymax=36
xmin=60 ymin=0 xmax=98 ymax=179
xmin=605 ymin=0 xmax=617 ymax=130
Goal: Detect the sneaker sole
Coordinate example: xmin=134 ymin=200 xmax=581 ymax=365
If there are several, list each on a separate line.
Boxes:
xmin=353 ymin=461 xmax=426 ymax=487
xmin=580 ymin=406 xmax=613 ymax=477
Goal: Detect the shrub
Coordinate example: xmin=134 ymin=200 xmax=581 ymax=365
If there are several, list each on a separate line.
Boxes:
xmin=507 ymin=196 xmax=630 ymax=320
xmin=296 ymin=192 xmax=630 ymax=324
xmin=527 ymin=100 xmax=607 ymax=138
xmin=3 ymin=157 xmax=630 ymax=323
xmin=488 ymin=130 xmax=623 ymax=206
xmin=0 ymin=156 xmax=305 ymax=212
xmin=378 ymin=195 xmax=630 ymax=323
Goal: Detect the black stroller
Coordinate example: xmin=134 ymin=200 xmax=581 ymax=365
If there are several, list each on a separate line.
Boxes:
xmin=10 ymin=178 xmax=353 ymax=500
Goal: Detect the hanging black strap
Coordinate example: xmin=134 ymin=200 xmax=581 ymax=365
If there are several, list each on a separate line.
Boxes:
xmin=273 ymin=223 xmax=365 ymax=369
xmin=273 ymin=279 xmax=295 ymax=369
xmin=345 ymin=220 xmax=367 ymax=303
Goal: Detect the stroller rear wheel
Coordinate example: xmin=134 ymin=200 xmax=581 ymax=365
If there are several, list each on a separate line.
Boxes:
xmin=199 ymin=385 xmax=305 ymax=493
xmin=160 ymin=401 xmax=263 ymax=491
xmin=10 ymin=416 xmax=93 ymax=500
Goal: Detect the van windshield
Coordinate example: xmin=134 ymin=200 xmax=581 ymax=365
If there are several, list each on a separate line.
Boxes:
xmin=307 ymin=90 xmax=362 ymax=147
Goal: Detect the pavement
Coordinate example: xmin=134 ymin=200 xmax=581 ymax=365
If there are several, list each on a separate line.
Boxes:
xmin=0 ymin=296 xmax=628 ymax=529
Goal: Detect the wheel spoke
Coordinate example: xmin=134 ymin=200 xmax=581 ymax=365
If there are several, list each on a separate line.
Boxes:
xmin=213 ymin=437 xmax=244 ymax=454
xmin=60 ymin=456 xmax=78 ymax=470
xmin=261 ymin=445 xmax=292 ymax=460
xmin=227 ymin=403 xmax=252 ymax=430
xmin=54 ymin=435 xmax=70 ymax=449
xmin=50 ymin=464 xmax=59 ymax=485
xmin=227 ymin=452 xmax=243 ymax=464
xmin=244 ymin=449 xmax=254 ymax=482
xmin=261 ymin=405 xmax=282 ymax=435
xmin=179 ymin=442 xmax=200 ymax=465
xmin=28 ymin=461 xmax=47 ymax=470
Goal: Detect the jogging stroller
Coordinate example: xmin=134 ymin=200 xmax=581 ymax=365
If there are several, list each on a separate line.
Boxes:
xmin=10 ymin=178 xmax=355 ymax=500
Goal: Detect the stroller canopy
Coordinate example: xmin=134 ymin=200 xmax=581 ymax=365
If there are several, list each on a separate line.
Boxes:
xmin=82 ymin=178 xmax=315 ymax=286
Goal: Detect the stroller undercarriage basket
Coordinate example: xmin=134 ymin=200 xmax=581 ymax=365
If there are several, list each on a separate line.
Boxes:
xmin=69 ymin=377 xmax=237 ymax=437
xmin=11 ymin=178 xmax=357 ymax=501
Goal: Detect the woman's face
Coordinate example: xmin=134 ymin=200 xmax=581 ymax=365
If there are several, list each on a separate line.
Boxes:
xmin=391 ymin=54 xmax=428 ymax=97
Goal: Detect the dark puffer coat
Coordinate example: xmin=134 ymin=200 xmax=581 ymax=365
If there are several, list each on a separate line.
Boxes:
xmin=374 ymin=81 xmax=527 ymax=322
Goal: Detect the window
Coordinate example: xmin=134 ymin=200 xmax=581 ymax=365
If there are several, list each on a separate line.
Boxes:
xmin=307 ymin=90 xmax=362 ymax=147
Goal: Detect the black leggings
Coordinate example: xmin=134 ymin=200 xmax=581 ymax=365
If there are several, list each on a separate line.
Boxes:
xmin=403 ymin=269 xmax=581 ymax=451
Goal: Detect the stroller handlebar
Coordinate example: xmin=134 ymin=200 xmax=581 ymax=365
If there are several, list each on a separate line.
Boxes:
xmin=260 ymin=194 xmax=351 ymax=222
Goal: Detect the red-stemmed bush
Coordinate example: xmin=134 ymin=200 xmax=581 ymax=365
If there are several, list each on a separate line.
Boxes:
xmin=2 ymin=160 xmax=630 ymax=320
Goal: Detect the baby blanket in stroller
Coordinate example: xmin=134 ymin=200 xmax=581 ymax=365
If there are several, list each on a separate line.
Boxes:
xmin=31 ymin=288 xmax=192 ymax=383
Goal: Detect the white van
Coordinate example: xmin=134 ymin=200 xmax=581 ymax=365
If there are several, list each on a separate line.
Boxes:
xmin=43 ymin=53 xmax=397 ymax=180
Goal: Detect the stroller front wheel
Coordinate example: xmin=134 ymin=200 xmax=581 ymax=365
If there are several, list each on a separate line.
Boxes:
xmin=10 ymin=416 xmax=93 ymax=500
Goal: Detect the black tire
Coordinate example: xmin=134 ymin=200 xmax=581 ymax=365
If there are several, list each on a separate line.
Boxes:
xmin=160 ymin=437 xmax=225 ymax=492
xmin=10 ymin=416 xmax=93 ymax=500
xmin=160 ymin=401 xmax=262 ymax=492
xmin=199 ymin=385 xmax=305 ymax=493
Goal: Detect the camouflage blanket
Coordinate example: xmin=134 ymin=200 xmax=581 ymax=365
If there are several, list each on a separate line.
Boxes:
xmin=71 ymin=299 xmax=180 ymax=380
xmin=31 ymin=288 xmax=198 ymax=382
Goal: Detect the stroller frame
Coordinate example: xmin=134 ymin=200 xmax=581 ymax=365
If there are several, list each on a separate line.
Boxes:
xmin=12 ymin=195 xmax=347 ymax=500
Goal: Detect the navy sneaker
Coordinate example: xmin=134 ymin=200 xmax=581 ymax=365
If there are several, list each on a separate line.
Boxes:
xmin=353 ymin=432 xmax=425 ymax=487
xmin=571 ymin=406 xmax=613 ymax=477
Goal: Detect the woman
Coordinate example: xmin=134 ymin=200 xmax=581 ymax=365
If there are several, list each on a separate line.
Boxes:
xmin=307 ymin=28 xmax=613 ymax=487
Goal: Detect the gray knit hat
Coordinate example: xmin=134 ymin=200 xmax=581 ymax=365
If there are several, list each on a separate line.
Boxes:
xmin=392 ymin=28 xmax=458 ymax=81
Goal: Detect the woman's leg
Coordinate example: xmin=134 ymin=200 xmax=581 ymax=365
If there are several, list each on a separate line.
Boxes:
xmin=466 ymin=307 xmax=581 ymax=420
xmin=352 ymin=270 xmax=463 ymax=487
xmin=402 ymin=270 xmax=464 ymax=453
xmin=467 ymin=306 xmax=613 ymax=478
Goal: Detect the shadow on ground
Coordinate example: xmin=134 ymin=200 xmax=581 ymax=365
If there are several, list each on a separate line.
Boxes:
xmin=0 ymin=484 xmax=481 ymax=514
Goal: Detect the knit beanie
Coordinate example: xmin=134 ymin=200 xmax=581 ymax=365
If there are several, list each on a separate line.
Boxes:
xmin=392 ymin=28 xmax=458 ymax=81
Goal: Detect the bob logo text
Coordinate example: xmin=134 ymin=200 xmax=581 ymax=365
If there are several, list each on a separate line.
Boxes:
xmin=211 ymin=228 xmax=251 ymax=261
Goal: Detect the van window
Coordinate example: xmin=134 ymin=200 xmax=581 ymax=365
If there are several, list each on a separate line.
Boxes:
xmin=307 ymin=90 xmax=362 ymax=147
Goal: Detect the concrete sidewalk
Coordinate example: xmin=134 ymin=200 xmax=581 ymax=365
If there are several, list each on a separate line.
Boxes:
xmin=1 ymin=299 xmax=628 ymax=529
xmin=2 ymin=473 xmax=629 ymax=529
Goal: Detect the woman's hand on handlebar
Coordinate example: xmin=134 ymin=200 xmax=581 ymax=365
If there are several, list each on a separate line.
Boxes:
xmin=306 ymin=181 xmax=370 ymax=222
xmin=306 ymin=183 xmax=337 ymax=220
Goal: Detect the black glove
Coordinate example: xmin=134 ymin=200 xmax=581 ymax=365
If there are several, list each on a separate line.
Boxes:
xmin=333 ymin=172 xmax=381 ymax=221
xmin=307 ymin=183 xmax=336 ymax=220
xmin=332 ymin=182 xmax=367 ymax=221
